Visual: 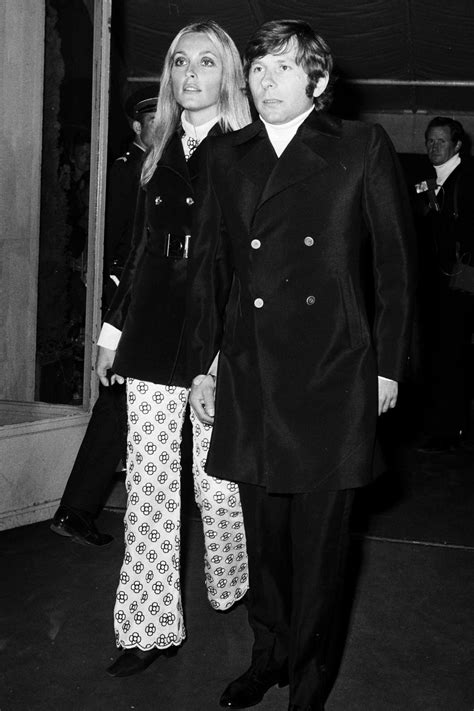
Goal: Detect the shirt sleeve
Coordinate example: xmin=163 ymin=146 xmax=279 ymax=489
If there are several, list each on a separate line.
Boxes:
xmin=97 ymin=322 xmax=122 ymax=350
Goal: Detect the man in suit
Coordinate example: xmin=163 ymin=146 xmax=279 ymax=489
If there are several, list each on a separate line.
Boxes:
xmin=414 ymin=117 xmax=474 ymax=453
xmin=50 ymin=90 xmax=157 ymax=547
xmin=187 ymin=20 xmax=415 ymax=711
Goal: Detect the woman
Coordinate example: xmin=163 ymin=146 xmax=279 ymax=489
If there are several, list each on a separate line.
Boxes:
xmin=97 ymin=21 xmax=251 ymax=677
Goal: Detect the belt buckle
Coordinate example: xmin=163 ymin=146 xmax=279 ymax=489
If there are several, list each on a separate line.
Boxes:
xmin=164 ymin=233 xmax=190 ymax=259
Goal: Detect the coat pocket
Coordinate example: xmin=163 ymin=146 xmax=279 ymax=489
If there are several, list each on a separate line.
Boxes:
xmin=337 ymin=274 xmax=369 ymax=351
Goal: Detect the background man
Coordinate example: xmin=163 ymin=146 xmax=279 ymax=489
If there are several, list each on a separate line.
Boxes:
xmin=414 ymin=116 xmax=474 ymax=453
xmin=51 ymin=90 xmax=157 ymax=546
xmin=188 ymin=19 xmax=415 ymax=711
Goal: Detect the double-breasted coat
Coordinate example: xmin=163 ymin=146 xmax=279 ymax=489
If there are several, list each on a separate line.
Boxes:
xmin=106 ymin=130 xmax=222 ymax=386
xmin=187 ymin=111 xmax=416 ymax=493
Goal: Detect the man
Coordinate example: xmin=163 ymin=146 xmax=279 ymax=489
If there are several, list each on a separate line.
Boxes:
xmin=414 ymin=117 xmax=474 ymax=453
xmin=50 ymin=90 xmax=157 ymax=546
xmin=187 ymin=20 xmax=415 ymax=711
xmin=103 ymin=91 xmax=157 ymax=302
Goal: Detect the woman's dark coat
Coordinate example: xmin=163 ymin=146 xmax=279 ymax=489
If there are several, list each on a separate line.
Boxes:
xmin=106 ymin=130 xmax=218 ymax=387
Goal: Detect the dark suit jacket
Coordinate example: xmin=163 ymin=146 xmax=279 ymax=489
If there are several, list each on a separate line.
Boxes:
xmin=187 ymin=111 xmax=416 ymax=493
xmin=422 ymin=159 xmax=474 ymax=270
xmin=104 ymin=141 xmax=146 ymax=276
xmin=105 ymin=130 xmax=219 ymax=386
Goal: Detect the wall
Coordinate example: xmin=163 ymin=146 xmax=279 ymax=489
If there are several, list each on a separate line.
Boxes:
xmin=0 ymin=1 xmax=92 ymax=531
xmin=0 ymin=0 xmax=45 ymax=401
xmin=360 ymin=111 xmax=474 ymax=154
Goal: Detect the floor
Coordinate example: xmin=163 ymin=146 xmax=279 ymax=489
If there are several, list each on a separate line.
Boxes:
xmin=1 ymin=432 xmax=473 ymax=710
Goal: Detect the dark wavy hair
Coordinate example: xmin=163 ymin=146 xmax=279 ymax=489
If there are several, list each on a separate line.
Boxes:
xmin=424 ymin=116 xmax=465 ymax=146
xmin=243 ymin=19 xmax=334 ymax=112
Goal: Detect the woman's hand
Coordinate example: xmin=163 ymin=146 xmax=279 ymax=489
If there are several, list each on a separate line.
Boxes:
xmin=96 ymin=346 xmax=124 ymax=387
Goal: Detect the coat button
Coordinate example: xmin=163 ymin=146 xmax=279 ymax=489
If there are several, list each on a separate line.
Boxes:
xmin=251 ymin=239 xmax=261 ymax=249
xmin=306 ymin=295 xmax=316 ymax=306
xmin=186 ymin=197 xmax=194 ymax=205
xmin=155 ymin=196 xmax=163 ymax=206
xmin=304 ymin=236 xmax=315 ymax=246
xmin=254 ymin=298 xmax=264 ymax=308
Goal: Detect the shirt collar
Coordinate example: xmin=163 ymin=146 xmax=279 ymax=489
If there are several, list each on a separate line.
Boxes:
xmin=180 ymin=112 xmax=220 ymax=143
xmin=260 ymin=106 xmax=314 ymax=134
xmin=434 ymin=153 xmax=461 ymax=185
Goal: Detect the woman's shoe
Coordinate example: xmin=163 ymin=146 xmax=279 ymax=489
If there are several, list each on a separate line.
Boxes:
xmin=106 ymin=646 xmax=176 ymax=677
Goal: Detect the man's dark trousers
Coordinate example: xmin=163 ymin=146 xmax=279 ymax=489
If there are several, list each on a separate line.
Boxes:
xmin=238 ymin=483 xmax=355 ymax=709
xmin=60 ymin=382 xmax=127 ymax=518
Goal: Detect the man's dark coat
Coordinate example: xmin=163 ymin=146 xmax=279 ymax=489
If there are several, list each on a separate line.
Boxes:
xmin=188 ymin=111 xmax=416 ymax=493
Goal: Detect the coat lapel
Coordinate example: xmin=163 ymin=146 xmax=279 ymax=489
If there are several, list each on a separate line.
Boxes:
xmin=231 ymin=121 xmax=278 ymax=228
xmin=257 ymin=111 xmax=342 ymax=210
xmin=159 ymin=132 xmax=191 ymax=188
xmin=158 ymin=122 xmax=222 ymax=189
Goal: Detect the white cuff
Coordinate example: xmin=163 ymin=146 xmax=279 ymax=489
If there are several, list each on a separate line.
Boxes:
xmin=378 ymin=375 xmax=396 ymax=384
xmin=97 ymin=322 xmax=122 ymax=350
xmin=207 ymin=352 xmax=219 ymax=377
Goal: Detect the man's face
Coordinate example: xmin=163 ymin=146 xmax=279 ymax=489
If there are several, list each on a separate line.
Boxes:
xmin=425 ymin=126 xmax=461 ymax=166
xmin=248 ymin=40 xmax=314 ymax=125
xmin=73 ymin=142 xmax=91 ymax=173
xmin=139 ymin=113 xmax=155 ymax=148
xmin=171 ymin=32 xmax=223 ymax=125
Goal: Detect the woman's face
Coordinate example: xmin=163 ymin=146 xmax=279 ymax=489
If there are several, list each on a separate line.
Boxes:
xmin=171 ymin=32 xmax=223 ymax=126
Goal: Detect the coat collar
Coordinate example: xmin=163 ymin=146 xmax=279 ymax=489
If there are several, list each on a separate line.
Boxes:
xmin=234 ymin=111 xmax=342 ymax=216
xmin=187 ymin=121 xmax=222 ymax=181
xmin=156 ymin=122 xmax=223 ymax=187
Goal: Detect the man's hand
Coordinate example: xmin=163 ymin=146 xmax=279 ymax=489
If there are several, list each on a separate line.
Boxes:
xmin=189 ymin=374 xmax=216 ymax=425
xmin=96 ymin=346 xmax=125 ymax=387
xmin=378 ymin=376 xmax=398 ymax=415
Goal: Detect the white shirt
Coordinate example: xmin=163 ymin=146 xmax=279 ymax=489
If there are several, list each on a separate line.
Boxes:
xmin=181 ymin=112 xmax=219 ymax=158
xmin=261 ymin=106 xmax=314 ymax=157
xmin=434 ymin=153 xmax=461 ymax=191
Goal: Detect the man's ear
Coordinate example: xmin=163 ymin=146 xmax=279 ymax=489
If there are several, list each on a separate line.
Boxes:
xmin=313 ymin=73 xmax=329 ymax=98
xmin=454 ymin=140 xmax=462 ymax=155
xmin=132 ymin=119 xmax=141 ymax=136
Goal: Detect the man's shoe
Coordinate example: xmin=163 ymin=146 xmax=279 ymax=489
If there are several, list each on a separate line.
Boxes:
xmin=219 ymin=666 xmax=287 ymax=708
xmin=50 ymin=506 xmax=113 ymax=547
xmin=415 ymin=434 xmax=460 ymax=454
xmin=106 ymin=647 xmax=176 ymax=678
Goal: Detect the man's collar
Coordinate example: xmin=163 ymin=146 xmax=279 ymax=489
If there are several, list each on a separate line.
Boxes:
xmin=233 ymin=110 xmax=342 ymax=146
xmin=434 ymin=153 xmax=461 ymax=184
xmin=133 ymin=140 xmax=146 ymax=153
xmin=260 ymin=106 xmax=314 ymax=133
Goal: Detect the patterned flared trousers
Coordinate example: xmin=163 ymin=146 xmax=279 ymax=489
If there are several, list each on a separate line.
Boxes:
xmin=113 ymin=379 xmax=248 ymax=650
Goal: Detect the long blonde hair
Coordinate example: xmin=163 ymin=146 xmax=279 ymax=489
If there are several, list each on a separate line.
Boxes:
xmin=141 ymin=20 xmax=251 ymax=185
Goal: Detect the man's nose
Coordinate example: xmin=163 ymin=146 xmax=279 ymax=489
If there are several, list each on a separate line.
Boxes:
xmin=261 ymin=71 xmax=275 ymax=88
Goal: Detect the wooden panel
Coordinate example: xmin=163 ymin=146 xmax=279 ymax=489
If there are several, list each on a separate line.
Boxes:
xmin=0 ymin=1 xmax=45 ymax=400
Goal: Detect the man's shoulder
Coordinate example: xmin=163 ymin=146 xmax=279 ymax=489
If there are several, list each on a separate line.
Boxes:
xmin=458 ymin=157 xmax=474 ymax=180
xmin=207 ymin=121 xmax=263 ymax=150
xmin=113 ymin=142 xmax=144 ymax=169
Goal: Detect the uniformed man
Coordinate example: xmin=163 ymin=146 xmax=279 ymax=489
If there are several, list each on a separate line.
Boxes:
xmin=104 ymin=91 xmax=158 ymax=306
xmin=51 ymin=88 xmax=158 ymax=547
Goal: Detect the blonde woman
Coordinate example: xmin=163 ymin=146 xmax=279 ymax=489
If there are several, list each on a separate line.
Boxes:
xmin=97 ymin=20 xmax=251 ymax=677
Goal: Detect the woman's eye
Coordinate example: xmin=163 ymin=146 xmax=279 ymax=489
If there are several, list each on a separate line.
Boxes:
xmin=174 ymin=56 xmax=187 ymax=67
xmin=202 ymin=57 xmax=215 ymax=66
